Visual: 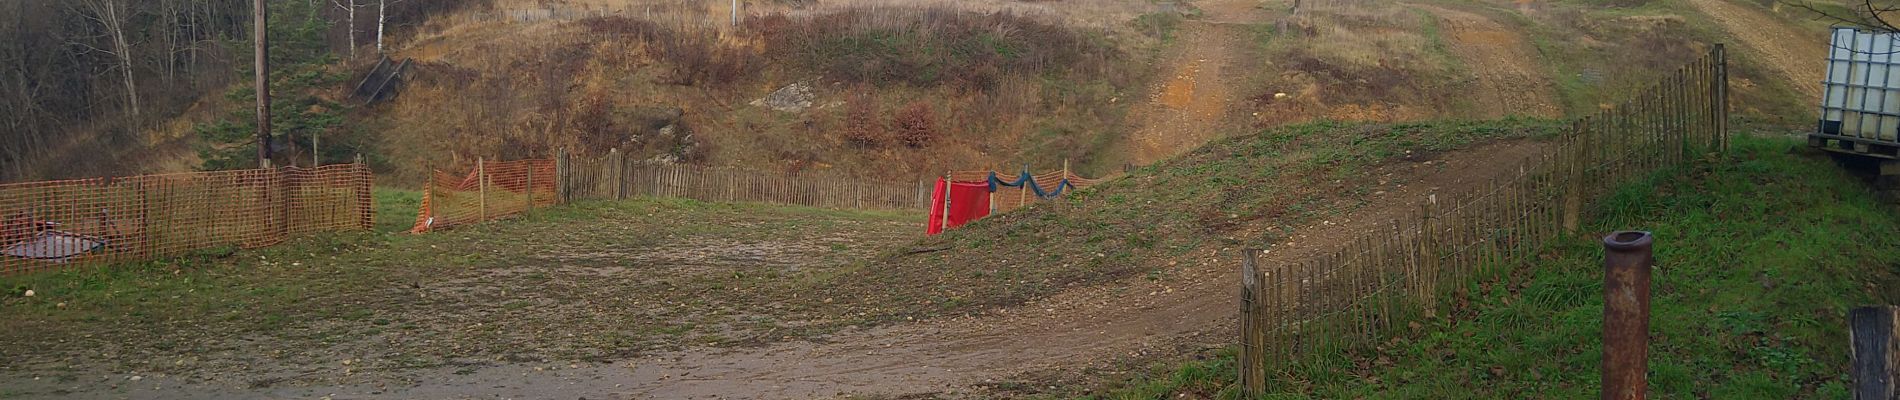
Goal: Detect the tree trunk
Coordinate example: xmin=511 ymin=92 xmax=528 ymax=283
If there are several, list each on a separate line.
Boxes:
xmin=94 ymin=0 xmax=140 ymax=116
xmin=376 ymin=0 xmax=387 ymax=53
xmin=335 ymin=0 xmax=357 ymax=56
xmin=256 ymin=0 xmax=271 ymax=169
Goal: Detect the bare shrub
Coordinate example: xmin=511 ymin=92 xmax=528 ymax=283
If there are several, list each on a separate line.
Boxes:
xmin=575 ymin=16 xmax=758 ymax=87
xmin=892 ymin=101 xmax=938 ymax=148
xmin=843 ymin=87 xmax=886 ymax=147
xmin=763 ymin=7 xmax=1120 ymax=90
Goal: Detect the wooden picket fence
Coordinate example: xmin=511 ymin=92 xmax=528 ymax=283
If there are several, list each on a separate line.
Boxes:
xmin=1235 ymin=45 xmax=1730 ymax=393
xmin=556 ymin=149 xmax=933 ymax=211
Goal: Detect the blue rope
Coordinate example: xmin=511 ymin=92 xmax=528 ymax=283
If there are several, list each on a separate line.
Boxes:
xmin=986 ymin=171 xmax=1077 ymax=199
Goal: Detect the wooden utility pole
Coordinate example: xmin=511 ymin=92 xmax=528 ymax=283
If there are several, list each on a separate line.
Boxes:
xmin=254 ymin=0 xmax=271 ymax=169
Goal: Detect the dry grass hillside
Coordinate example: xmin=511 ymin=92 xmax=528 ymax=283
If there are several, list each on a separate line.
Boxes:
xmin=353 ymin=0 xmax=1826 ymax=184
xmin=1231 ymin=0 xmax=1822 ymax=128
xmin=18 ymin=0 xmax=1832 ymax=184
xmin=368 ymin=0 xmax=1179 ymax=182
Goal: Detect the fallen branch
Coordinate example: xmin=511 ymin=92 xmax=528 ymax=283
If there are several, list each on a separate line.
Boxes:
xmin=906 ymin=245 xmax=953 ymax=255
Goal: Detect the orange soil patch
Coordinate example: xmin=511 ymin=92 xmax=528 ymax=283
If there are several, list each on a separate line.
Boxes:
xmin=1157 ymin=60 xmax=1201 ymax=110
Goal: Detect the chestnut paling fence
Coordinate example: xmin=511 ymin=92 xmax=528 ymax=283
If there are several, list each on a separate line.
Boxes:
xmin=1235 ymin=46 xmax=1730 ymax=392
xmin=0 ymin=164 xmax=374 ymax=275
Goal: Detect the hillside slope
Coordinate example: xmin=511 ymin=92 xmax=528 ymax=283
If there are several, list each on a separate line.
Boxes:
xmin=1088 ymin=136 xmax=1900 ymax=398
xmin=10 ymin=0 xmax=1839 ymax=185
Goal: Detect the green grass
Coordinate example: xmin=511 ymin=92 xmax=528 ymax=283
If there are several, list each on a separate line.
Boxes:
xmin=1078 ymin=136 xmax=1900 ymax=398
xmin=372 ymin=187 xmax=422 ymax=233
xmin=0 ymin=197 xmax=922 ymax=381
xmin=813 ymin=119 xmax=1561 ymax=325
xmin=1133 ymin=11 xmax=1187 ymax=43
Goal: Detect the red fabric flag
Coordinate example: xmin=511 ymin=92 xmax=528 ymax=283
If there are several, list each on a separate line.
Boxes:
xmin=926 ymin=178 xmax=948 ymax=235
xmin=945 ymin=181 xmax=991 ymax=230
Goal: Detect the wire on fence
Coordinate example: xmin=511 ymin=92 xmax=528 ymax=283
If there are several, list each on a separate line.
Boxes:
xmin=1236 ymin=45 xmax=1729 ymax=393
xmin=0 ymin=164 xmax=374 ymax=275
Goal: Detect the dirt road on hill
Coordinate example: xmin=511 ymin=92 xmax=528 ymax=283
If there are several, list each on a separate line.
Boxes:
xmin=1127 ymin=0 xmax=1267 ymax=165
xmin=1415 ymin=4 xmax=1563 ymax=118
xmin=1685 ymin=0 xmax=1824 ymax=103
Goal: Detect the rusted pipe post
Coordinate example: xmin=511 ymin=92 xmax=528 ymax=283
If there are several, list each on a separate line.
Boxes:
xmin=1602 ymin=231 xmax=1654 ymax=400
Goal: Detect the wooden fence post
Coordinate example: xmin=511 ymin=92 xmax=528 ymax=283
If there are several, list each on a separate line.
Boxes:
xmin=1564 ymin=118 xmax=1585 ymax=234
xmin=526 ymin=159 xmax=537 ymax=214
xmin=1851 ymin=305 xmax=1898 ymax=400
xmin=556 ymin=148 xmax=569 ymax=204
xmin=1715 ymin=43 xmax=1729 ymax=152
xmin=1239 ymin=249 xmax=1268 ymax=395
xmin=355 ymin=156 xmax=373 ymax=231
xmin=611 ymin=148 xmax=626 ymax=200
xmin=477 ymin=157 xmax=488 ymax=222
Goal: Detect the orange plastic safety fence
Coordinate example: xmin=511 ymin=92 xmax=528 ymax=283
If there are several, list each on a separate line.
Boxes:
xmin=0 ymin=164 xmax=374 ymax=275
xmin=948 ymin=169 xmax=1098 ymax=214
xmin=410 ymin=159 xmax=556 ymax=233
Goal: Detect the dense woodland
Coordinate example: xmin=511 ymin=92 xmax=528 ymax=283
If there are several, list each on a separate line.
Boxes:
xmin=0 ymin=0 xmax=483 ymax=182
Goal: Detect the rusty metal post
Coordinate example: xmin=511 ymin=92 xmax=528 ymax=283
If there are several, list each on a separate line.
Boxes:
xmin=1603 ymin=231 xmax=1653 ymax=400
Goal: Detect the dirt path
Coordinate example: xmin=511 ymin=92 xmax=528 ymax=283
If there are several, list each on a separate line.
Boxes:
xmin=1127 ymin=0 xmax=1268 ymax=165
xmin=41 ymin=139 xmax=1552 ymax=400
xmin=1684 ymin=0 xmax=1824 ymax=103
xmin=1414 ymin=4 xmax=1563 ymax=118
xmin=0 ymin=2 xmax=1573 ymax=399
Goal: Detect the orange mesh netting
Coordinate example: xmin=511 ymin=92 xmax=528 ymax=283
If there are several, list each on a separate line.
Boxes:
xmin=0 ymin=164 xmax=374 ymax=275
xmin=947 ymin=169 xmax=1099 ymax=214
xmin=410 ymin=159 xmax=556 ymax=233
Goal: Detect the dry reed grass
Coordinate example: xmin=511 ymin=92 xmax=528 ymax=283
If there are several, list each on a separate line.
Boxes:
xmin=375 ymin=0 xmax=1165 ymax=182
xmin=1248 ymin=5 xmax=1467 ymax=124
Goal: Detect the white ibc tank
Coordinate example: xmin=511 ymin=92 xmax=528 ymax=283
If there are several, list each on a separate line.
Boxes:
xmin=1821 ymin=27 xmax=1900 ymax=142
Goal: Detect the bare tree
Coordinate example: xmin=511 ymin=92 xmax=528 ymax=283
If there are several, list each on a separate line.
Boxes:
xmin=333 ymin=0 xmax=363 ymax=56
xmin=72 ymin=0 xmax=140 ymax=116
xmin=1785 ymin=0 xmax=1900 ymax=32
xmin=376 ymin=0 xmax=404 ymax=53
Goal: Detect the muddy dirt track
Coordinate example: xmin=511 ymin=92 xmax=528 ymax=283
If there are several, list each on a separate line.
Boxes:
xmin=1127 ymin=0 xmax=1266 ymax=165
xmin=1685 ymin=0 xmax=1824 ymax=103
xmin=13 ymin=144 xmax=1552 ymax=400
xmin=1414 ymin=4 xmax=1563 ymax=119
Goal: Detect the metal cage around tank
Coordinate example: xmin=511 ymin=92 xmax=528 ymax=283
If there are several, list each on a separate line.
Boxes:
xmin=1813 ymin=27 xmax=1900 ymax=158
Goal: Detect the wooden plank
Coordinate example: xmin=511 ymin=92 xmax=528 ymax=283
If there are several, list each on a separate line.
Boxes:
xmin=1851 ymin=305 xmax=1898 ymax=400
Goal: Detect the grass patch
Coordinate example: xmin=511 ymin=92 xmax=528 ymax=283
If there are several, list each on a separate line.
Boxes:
xmin=1244 ymin=5 xmax=1478 ymax=121
xmin=0 ymin=197 xmax=921 ymax=382
xmin=1078 ymin=135 xmax=1900 ymax=398
xmin=809 ymin=119 xmax=1560 ymax=327
xmin=373 ymin=187 xmax=422 ymax=233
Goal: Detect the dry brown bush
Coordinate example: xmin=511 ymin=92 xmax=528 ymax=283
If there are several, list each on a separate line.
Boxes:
xmin=576 ymin=16 xmax=759 ymax=86
xmin=843 ymin=87 xmax=886 ymax=147
xmin=892 ymin=101 xmax=938 ymax=148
